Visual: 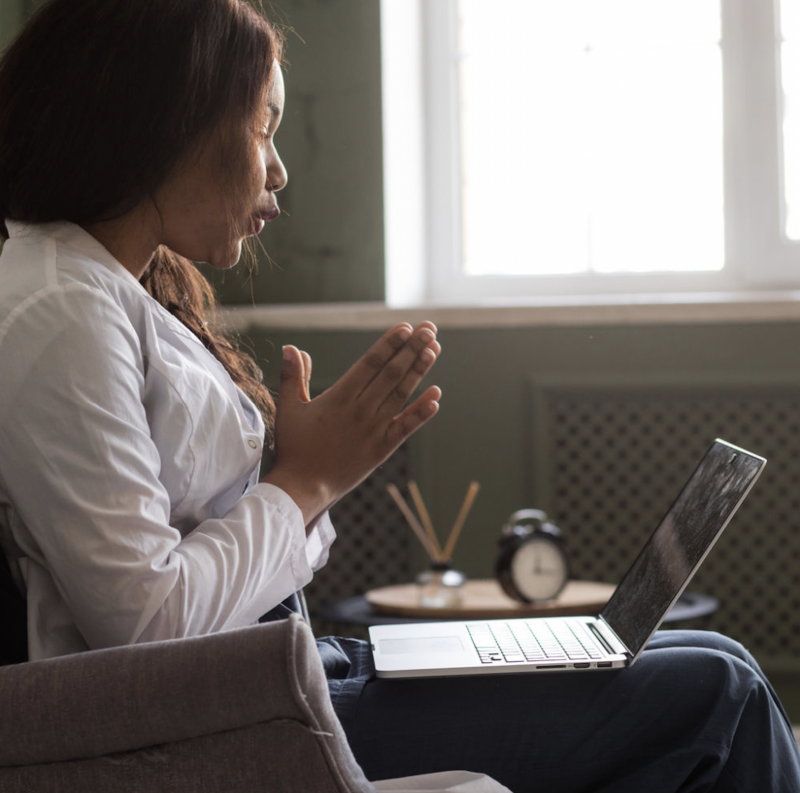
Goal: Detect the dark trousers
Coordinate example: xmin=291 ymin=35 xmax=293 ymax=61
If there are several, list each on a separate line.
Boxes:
xmin=328 ymin=630 xmax=800 ymax=792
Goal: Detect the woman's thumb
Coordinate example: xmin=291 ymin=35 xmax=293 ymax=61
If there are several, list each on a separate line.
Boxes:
xmin=279 ymin=345 xmax=303 ymax=397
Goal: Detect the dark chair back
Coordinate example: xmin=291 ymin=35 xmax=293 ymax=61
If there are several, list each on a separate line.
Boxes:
xmin=0 ymin=550 xmax=28 ymax=664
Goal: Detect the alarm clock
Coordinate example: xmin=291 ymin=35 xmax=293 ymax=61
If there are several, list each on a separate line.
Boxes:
xmin=495 ymin=509 xmax=569 ymax=603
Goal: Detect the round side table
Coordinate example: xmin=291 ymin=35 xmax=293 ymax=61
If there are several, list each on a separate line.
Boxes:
xmin=315 ymin=579 xmax=719 ymax=628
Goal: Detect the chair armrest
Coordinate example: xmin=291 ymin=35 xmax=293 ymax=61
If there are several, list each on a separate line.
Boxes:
xmin=0 ymin=618 xmax=512 ymax=793
xmin=0 ymin=614 xmax=370 ymax=791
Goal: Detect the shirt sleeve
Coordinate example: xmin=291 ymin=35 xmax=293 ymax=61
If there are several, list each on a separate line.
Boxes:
xmin=0 ymin=284 xmax=328 ymax=650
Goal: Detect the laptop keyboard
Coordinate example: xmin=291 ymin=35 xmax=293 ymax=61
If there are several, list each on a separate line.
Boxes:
xmin=467 ymin=620 xmax=607 ymax=665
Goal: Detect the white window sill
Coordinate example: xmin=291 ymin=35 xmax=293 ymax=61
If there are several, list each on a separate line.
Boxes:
xmin=219 ymin=292 xmax=800 ymax=332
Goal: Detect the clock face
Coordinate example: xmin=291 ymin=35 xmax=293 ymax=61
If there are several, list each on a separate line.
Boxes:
xmin=510 ymin=537 xmax=568 ymax=601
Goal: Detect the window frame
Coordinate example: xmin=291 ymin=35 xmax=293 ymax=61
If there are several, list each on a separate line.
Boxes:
xmin=381 ymin=0 xmax=800 ymax=307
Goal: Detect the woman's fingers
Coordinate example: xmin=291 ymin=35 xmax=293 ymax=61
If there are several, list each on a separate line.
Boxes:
xmin=300 ymin=349 xmax=312 ymax=402
xmin=343 ymin=323 xmax=413 ymax=394
xmin=340 ymin=321 xmax=436 ymax=398
xmin=280 ymin=346 xmax=314 ymax=404
xmin=386 ymin=385 xmax=442 ymax=446
xmin=344 ymin=322 xmax=440 ymax=413
xmin=376 ymin=338 xmax=439 ymax=416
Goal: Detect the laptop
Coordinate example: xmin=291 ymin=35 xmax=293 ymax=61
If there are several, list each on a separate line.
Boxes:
xmin=369 ymin=439 xmax=766 ymax=679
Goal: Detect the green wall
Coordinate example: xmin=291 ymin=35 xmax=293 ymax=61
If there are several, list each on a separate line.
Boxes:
xmin=203 ymin=0 xmax=386 ymax=304
xmin=0 ymin=1 xmax=23 ymax=53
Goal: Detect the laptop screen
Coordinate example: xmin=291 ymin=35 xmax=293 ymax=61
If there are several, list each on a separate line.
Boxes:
xmin=599 ymin=440 xmax=765 ymax=662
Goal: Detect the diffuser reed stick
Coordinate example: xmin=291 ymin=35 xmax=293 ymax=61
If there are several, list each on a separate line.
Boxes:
xmin=442 ymin=481 xmax=480 ymax=561
xmin=386 ymin=484 xmax=439 ymax=560
xmin=387 ymin=481 xmax=480 ymax=564
xmin=408 ymin=480 xmax=443 ymax=558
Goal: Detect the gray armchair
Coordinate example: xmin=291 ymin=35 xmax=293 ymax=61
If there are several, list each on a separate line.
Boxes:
xmin=0 ymin=614 xmax=509 ymax=792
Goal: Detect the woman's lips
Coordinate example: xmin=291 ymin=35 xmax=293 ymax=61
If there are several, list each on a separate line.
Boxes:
xmin=250 ymin=206 xmax=280 ymax=236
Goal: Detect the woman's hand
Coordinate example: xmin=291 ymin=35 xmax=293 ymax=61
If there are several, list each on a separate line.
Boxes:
xmin=262 ymin=322 xmax=442 ymax=527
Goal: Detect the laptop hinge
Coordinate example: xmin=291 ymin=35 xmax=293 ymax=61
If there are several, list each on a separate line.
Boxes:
xmin=592 ymin=619 xmax=629 ymax=657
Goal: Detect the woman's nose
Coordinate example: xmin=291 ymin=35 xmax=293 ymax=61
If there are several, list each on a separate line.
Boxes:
xmin=268 ymin=149 xmax=288 ymax=193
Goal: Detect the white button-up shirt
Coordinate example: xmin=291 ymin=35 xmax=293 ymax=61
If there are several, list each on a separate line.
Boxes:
xmin=0 ymin=221 xmax=334 ymax=660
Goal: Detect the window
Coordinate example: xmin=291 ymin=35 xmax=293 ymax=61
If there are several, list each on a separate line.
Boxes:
xmin=382 ymin=0 xmax=800 ymax=305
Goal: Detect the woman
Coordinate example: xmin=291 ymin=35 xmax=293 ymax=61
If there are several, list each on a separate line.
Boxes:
xmin=0 ymin=2 xmax=798 ymax=791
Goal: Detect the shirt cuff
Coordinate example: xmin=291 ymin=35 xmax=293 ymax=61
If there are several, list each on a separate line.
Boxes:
xmin=253 ymin=482 xmax=336 ymax=577
xmin=306 ymin=510 xmax=336 ymax=571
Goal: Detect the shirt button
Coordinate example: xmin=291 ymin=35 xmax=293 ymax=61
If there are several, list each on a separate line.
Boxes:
xmin=247 ymin=439 xmax=258 ymax=449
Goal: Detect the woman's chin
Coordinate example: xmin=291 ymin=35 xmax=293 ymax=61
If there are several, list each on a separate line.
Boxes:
xmin=207 ymin=242 xmax=243 ymax=270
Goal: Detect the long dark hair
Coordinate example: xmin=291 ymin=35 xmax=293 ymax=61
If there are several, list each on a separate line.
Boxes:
xmin=0 ymin=0 xmax=280 ymax=432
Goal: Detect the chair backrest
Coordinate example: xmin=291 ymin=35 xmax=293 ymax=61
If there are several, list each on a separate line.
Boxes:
xmin=0 ymin=551 xmax=28 ymax=665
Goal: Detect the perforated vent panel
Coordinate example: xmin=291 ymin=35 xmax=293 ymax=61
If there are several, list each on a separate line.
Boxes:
xmin=305 ymin=444 xmax=413 ymax=637
xmin=532 ymin=379 xmax=800 ymax=661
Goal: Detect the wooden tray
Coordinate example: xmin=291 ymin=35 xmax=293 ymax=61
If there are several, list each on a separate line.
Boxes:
xmin=365 ymin=579 xmax=616 ymax=620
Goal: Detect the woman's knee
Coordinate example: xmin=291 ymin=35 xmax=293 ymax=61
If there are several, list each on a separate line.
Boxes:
xmin=648 ymin=629 xmax=757 ymax=666
xmin=636 ymin=642 xmax=763 ymax=717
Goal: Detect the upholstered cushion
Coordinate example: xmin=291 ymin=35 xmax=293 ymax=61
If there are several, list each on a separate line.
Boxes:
xmin=0 ymin=615 xmax=375 ymax=792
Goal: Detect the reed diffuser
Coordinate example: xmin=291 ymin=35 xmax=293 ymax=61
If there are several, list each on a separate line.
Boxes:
xmin=387 ymin=481 xmax=480 ymax=608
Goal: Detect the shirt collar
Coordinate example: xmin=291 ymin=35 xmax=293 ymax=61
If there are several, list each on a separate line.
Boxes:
xmin=5 ymin=220 xmax=144 ymax=291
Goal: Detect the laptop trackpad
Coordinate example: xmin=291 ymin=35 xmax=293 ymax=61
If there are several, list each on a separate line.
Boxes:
xmin=379 ymin=636 xmax=463 ymax=655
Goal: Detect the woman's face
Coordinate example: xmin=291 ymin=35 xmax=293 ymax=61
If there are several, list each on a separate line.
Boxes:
xmin=155 ymin=66 xmax=288 ymax=269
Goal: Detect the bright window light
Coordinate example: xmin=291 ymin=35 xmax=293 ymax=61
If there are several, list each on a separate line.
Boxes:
xmin=781 ymin=0 xmax=800 ymax=240
xmin=458 ymin=0 xmax=724 ymax=277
